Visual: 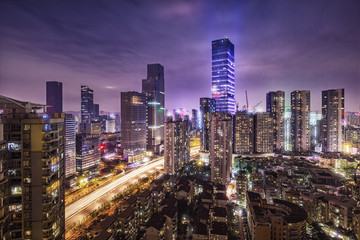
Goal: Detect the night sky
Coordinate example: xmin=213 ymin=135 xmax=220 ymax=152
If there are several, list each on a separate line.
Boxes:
xmin=0 ymin=0 xmax=359 ymax=113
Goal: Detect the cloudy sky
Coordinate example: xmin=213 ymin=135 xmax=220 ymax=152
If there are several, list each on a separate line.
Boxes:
xmin=0 ymin=0 xmax=359 ymax=113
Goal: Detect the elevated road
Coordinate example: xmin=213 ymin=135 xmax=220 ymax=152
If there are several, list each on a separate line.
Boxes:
xmin=65 ymin=146 xmax=200 ymax=228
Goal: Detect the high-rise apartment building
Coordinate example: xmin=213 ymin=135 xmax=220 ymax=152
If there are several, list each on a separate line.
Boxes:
xmin=254 ymin=112 xmax=274 ymax=153
xmin=321 ymin=89 xmax=345 ymax=152
xmin=0 ymin=96 xmax=65 ymax=240
xmin=65 ymin=114 xmax=76 ymax=178
xmin=46 ymin=81 xmax=63 ymax=114
xmin=81 ymin=85 xmax=94 ymax=123
xmin=233 ymin=111 xmax=254 ymax=154
xmin=164 ymin=120 xmax=190 ymax=175
xmin=210 ymin=113 xmax=232 ymax=184
xmin=291 ymin=90 xmax=311 ymax=152
xmin=0 ymin=140 xmax=8 ymax=240
xmin=266 ymin=91 xmax=285 ymax=151
xmin=121 ymin=91 xmax=147 ymax=162
xmin=200 ymin=98 xmax=214 ymax=152
xmin=212 ymin=38 xmax=235 ymax=114
xmin=142 ymin=64 xmax=165 ymax=154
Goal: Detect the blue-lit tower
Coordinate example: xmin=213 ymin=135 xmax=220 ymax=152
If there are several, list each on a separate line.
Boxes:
xmin=211 ymin=38 xmax=235 ymax=114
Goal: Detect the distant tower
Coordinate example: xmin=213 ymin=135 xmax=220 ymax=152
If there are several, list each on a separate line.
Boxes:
xmin=266 ymin=91 xmax=285 ymax=151
xmin=291 ymin=90 xmax=311 ymax=152
xmin=212 ymin=38 xmax=235 ymax=114
xmin=321 ymin=89 xmax=344 ymax=152
xmin=200 ymin=98 xmax=215 ymax=152
xmin=121 ymin=91 xmax=147 ymax=162
xmin=210 ymin=112 xmax=232 ymax=184
xmin=142 ymin=64 xmax=165 ymax=154
xmin=46 ymin=81 xmax=63 ymax=113
xmin=81 ymin=85 xmax=94 ymax=123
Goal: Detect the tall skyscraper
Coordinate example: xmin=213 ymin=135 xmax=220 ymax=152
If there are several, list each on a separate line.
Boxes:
xmin=81 ymin=85 xmax=94 ymax=123
xmin=266 ymin=91 xmax=285 ymax=151
xmin=46 ymin=81 xmax=63 ymax=113
xmin=321 ymin=89 xmax=345 ymax=152
xmin=0 ymin=96 xmax=65 ymax=240
xmin=233 ymin=111 xmax=254 ymax=154
xmin=210 ymin=113 xmax=232 ymax=184
xmin=200 ymin=97 xmax=215 ymax=152
xmin=121 ymin=91 xmax=147 ymax=162
xmin=65 ymin=114 xmax=76 ymax=178
xmin=164 ymin=119 xmax=190 ymax=175
xmin=142 ymin=64 xmax=165 ymax=154
xmin=212 ymin=38 xmax=235 ymax=114
xmin=291 ymin=90 xmax=311 ymax=152
xmin=254 ymin=112 xmax=274 ymax=153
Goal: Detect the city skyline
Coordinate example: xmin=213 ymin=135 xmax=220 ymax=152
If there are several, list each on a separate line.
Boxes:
xmin=0 ymin=0 xmax=359 ymax=113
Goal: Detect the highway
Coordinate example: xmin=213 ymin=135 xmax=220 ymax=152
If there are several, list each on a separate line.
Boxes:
xmin=65 ymin=146 xmax=200 ymax=228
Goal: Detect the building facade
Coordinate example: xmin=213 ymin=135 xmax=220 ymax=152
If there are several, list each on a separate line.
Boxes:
xmin=233 ymin=111 xmax=254 ymax=154
xmin=200 ymin=97 xmax=214 ymax=152
xmin=254 ymin=112 xmax=274 ymax=153
xmin=310 ymin=112 xmax=322 ymax=150
xmin=142 ymin=64 xmax=165 ymax=155
xmin=211 ymin=38 xmax=235 ymax=114
xmin=291 ymin=90 xmax=311 ymax=152
xmin=164 ymin=120 xmax=190 ymax=175
xmin=321 ymin=89 xmax=344 ymax=152
xmin=76 ymin=133 xmax=100 ymax=172
xmin=46 ymin=81 xmax=63 ymax=114
xmin=0 ymin=96 xmax=65 ymax=240
xmin=266 ymin=91 xmax=285 ymax=151
xmin=121 ymin=91 xmax=147 ymax=162
xmin=210 ymin=113 xmax=232 ymax=184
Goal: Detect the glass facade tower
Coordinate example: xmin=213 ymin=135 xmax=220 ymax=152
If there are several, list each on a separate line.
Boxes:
xmin=211 ymin=38 xmax=235 ymax=114
xmin=81 ymin=85 xmax=94 ymax=123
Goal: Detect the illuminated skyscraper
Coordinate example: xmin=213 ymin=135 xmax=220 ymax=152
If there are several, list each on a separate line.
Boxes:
xmin=65 ymin=114 xmax=76 ymax=178
xmin=200 ymin=97 xmax=214 ymax=152
xmin=46 ymin=81 xmax=63 ymax=113
xmin=321 ymin=89 xmax=344 ymax=152
xmin=212 ymin=38 xmax=235 ymax=114
xmin=0 ymin=96 xmax=65 ymax=240
xmin=291 ymin=90 xmax=311 ymax=152
xmin=121 ymin=91 xmax=147 ymax=162
xmin=164 ymin=119 xmax=190 ymax=175
xmin=266 ymin=91 xmax=285 ymax=151
xmin=81 ymin=85 xmax=94 ymax=123
xmin=210 ymin=112 xmax=232 ymax=184
xmin=233 ymin=111 xmax=254 ymax=154
xmin=142 ymin=64 xmax=165 ymax=154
